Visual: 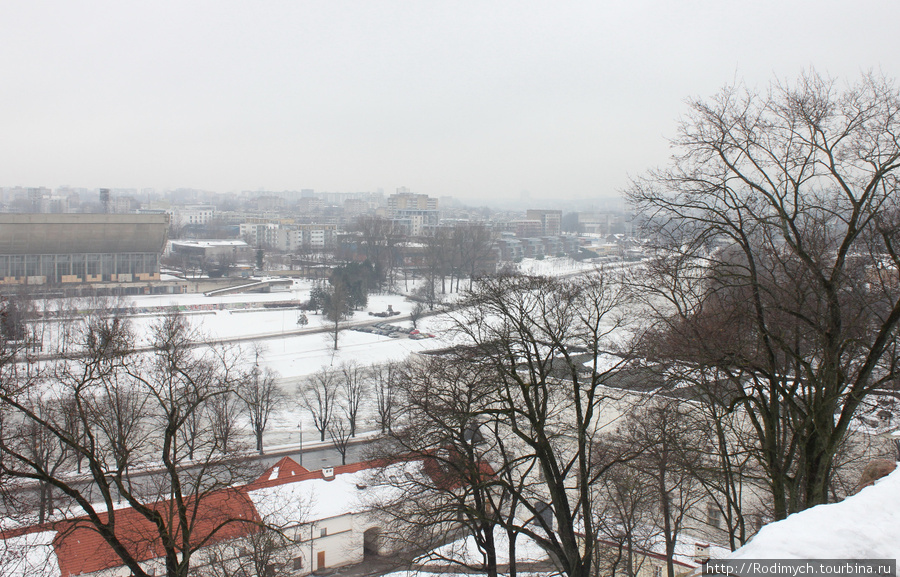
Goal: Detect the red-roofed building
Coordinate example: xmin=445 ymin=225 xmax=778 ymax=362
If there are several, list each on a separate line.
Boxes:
xmin=0 ymin=458 xmax=407 ymax=577
xmin=257 ymin=456 xmax=310 ymax=482
xmin=53 ymin=488 xmax=261 ymax=577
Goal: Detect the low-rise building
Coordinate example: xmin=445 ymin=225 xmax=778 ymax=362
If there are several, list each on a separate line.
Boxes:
xmin=0 ymin=458 xmax=408 ymax=577
xmin=168 ymin=239 xmax=252 ymax=265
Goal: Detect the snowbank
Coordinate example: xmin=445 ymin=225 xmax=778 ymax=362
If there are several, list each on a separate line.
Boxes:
xmin=729 ymin=464 xmax=900 ymax=560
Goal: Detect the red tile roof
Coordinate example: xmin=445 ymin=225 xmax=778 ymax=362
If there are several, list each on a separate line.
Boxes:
xmin=0 ymin=487 xmax=263 ymax=577
xmin=246 ymin=457 xmax=391 ymax=490
xmin=0 ymin=457 xmax=424 ymax=576
xmin=256 ymin=456 xmax=309 ymax=483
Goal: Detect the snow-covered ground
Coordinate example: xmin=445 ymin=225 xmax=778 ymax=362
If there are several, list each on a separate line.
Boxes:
xmin=418 ymin=529 xmax=551 ymax=566
xmin=517 ymin=257 xmax=597 ymax=276
xmin=728 ymin=463 xmax=900 ymax=561
xmin=25 ymin=277 xmax=461 ymax=453
xmin=22 ymin=259 xmax=618 ymax=464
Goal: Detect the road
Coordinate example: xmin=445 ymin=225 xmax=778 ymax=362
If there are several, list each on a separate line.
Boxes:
xmin=258 ymin=439 xmax=373 ymax=471
xmin=4 ymin=436 xmax=378 ymax=518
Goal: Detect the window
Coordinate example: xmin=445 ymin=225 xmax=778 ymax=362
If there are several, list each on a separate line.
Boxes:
xmin=292 ymin=557 xmax=303 ymax=571
xmin=653 ymin=565 xmax=663 ymax=577
xmin=320 ymin=527 xmax=328 ymax=538
xmin=706 ymin=502 xmax=722 ymax=529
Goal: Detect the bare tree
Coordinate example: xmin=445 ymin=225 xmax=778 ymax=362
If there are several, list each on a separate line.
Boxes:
xmin=239 ymin=360 xmax=284 ymax=455
xmin=593 ymin=463 xmax=658 ymax=577
xmin=372 ymin=361 xmax=401 ymax=434
xmin=197 ymin=526 xmax=297 ymax=577
xmin=208 ymin=389 xmax=242 ymax=455
xmin=627 ymin=71 xmax=900 ymax=517
xmin=409 ymin=301 xmax=426 ymax=330
xmin=455 ymin=223 xmax=495 ymax=290
xmin=17 ymin=402 xmax=71 ymax=524
xmin=385 ymin=224 xmax=407 ymax=290
xmin=663 ymin=363 xmax=762 ymax=550
xmin=300 ymin=367 xmax=340 ymax=442
xmin=329 ymin=417 xmax=354 ymax=466
xmin=0 ymin=311 xmax=263 ymax=577
xmin=0 ymin=292 xmax=32 ymax=351
xmin=624 ymin=400 xmax=704 ymax=577
xmin=422 ymin=228 xmax=452 ymax=302
xmin=368 ymin=356 xmax=508 ymax=577
xmin=392 ymin=272 xmax=636 ymax=577
xmin=339 ymin=361 xmax=367 ymax=438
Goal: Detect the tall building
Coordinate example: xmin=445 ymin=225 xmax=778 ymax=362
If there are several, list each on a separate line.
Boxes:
xmin=387 ymin=190 xmax=439 ymax=236
xmin=387 ymin=190 xmax=438 ymax=214
xmin=525 ymin=209 xmax=562 ymax=236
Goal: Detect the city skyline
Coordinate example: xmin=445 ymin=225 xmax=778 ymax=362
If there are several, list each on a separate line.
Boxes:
xmin=2 ymin=1 xmax=899 ymax=201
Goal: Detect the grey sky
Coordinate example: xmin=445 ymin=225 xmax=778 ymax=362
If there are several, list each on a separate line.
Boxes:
xmin=2 ymin=1 xmax=898 ymax=201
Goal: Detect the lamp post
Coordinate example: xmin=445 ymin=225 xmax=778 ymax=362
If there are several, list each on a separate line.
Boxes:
xmin=298 ymin=421 xmax=303 ymax=467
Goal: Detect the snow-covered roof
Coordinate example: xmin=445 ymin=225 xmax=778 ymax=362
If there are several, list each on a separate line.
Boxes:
xmin=729 ymin=463 xmax=900 ymax=560
xmin=0 ymin=530 xmax=59 ymax=577
xmin=0 ymin=488 xmax=260 ymax=577
xmin=170 ymin=239 xmax=249 ymax=248
xmin=0 ymin=458 xmax=402 ymax=577
xmin=245 ymin=457 xmax=415 ymax=525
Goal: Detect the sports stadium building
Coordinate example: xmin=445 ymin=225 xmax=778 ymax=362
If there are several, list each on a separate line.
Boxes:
xmin=0 ymin=214 xmax=169 ymax=291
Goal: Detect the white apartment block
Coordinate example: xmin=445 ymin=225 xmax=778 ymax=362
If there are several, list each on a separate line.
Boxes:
xmin=175 ymin=205 xmax=217 ymax=226
xmin=241 ymin=222 xmax=335 ymax=251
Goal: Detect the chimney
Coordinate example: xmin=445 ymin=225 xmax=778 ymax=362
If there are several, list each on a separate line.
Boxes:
xmin=694 ymin=543 xmax=710 ymax=564
xmin=322 ymin=467 xmax=334 ymax=480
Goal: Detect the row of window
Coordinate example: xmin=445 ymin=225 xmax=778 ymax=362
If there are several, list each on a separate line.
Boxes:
xmin=0 ymin=252 xmax=159 ymax=282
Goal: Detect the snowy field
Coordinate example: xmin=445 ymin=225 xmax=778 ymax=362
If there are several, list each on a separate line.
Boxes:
xmin=25 ymin=258 xmax=617 ymax=456
xmin=24 ymin=275 xmax=463 ymax=453
xmin=131 ymin=281 xmax=456 ymax=450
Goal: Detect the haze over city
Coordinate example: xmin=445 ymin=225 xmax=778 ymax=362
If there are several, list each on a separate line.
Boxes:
xmin=2 ymin=3 xmax=900 ymax=574
xmin=3 ymin=1 xmax=899 ymax=202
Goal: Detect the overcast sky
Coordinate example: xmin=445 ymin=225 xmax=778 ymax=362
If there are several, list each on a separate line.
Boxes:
xmin=2 ymin=1 xmax=898 ymax=202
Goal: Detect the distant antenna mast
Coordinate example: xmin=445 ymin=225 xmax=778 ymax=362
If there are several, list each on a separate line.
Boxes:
xmin=100 ymin=188 xmax=110 ymax=213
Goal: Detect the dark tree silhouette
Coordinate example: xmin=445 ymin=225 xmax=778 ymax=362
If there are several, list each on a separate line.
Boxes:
xmin=628 ymin=71 xmax=900 ymax=517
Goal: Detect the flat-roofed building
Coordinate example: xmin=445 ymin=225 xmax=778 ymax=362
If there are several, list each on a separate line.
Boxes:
xmin=0 ymin=213 xmax=168 ymax=286
xmin=525 ymin=209 xmax=562 ymax=236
